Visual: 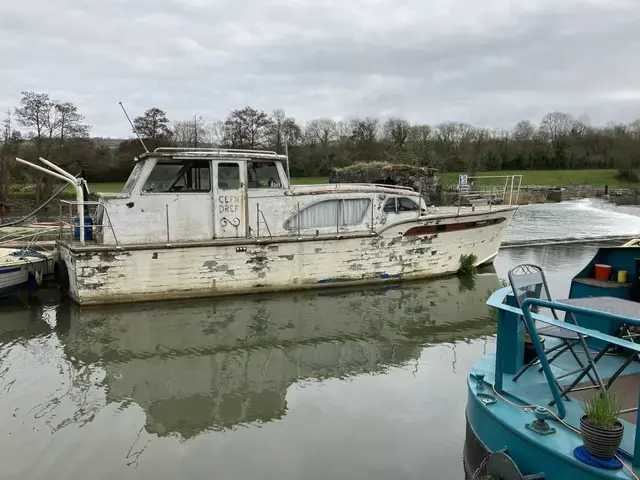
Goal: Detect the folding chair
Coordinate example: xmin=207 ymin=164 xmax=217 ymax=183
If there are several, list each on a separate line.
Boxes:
xmin=508 ymin=264 xmax=605 ymax=398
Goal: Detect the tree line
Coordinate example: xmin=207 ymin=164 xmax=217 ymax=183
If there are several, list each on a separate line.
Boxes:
xmin=2 ymin=90 xmax=640 ymax=205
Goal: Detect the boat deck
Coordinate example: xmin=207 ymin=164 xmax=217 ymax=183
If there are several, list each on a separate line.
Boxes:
xmin=570 ymin=371 xmax=640 ymax=425
xmin=470 ymin=345 xmax=640 ymax=477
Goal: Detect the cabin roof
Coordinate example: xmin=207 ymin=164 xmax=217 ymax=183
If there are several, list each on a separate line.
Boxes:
xmin=288 ymin=183 xmax=421 ymax=196
xmin=135 ymin=147 xmax=288 ymax=162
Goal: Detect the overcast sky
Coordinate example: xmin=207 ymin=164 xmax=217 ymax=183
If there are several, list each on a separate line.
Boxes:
xmin=1 ymin=0 xmax=639 ymax=138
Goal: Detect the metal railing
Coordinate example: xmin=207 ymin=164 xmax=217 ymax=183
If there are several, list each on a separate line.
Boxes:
xmin=154 ymin=147 xmax=280 ymax=156
xmin=0 ymin=226 xmax=60 ymax=251
xmin=488 ymin=287 xmax=640 ymax=424
xmin=452 ymin=175 xmax=523 ymax=214
xmin=255 ymin=203 xmax=273 ymax=239
xmin=59 ymin=200 xmax=120 ymax=247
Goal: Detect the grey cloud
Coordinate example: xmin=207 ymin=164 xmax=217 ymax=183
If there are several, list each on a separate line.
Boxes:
xmin=1 ymin=0 xmax=638 ymax=137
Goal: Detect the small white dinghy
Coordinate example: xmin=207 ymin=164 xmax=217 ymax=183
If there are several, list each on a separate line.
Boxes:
xmin=0 ymin=248 xmax=50 ymax=297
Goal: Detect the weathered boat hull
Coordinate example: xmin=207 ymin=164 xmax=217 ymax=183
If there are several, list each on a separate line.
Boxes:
xmin=56 ymin=207 xmax=516 ymax=305
xmin=0 ymin=253 xmax=49 ymax=298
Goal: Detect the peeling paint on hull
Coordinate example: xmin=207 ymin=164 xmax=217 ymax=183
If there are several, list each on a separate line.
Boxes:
xmin=57 ymin=209 xmax=515 ymax=306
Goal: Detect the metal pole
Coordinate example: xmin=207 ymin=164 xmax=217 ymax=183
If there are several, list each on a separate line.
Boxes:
xmin=297 ymin=202 xmax=300 ymax=237
xmin=285 ymin=139 xmax=291 ymax=182
xmin=509 ymin=176 xmax=514 ymax=205
xmin=256 ymin=203 xmax=260 ymax=239
xmin=417 ymin=183 xmax=422 ymax=220
xmin=165 ymin=204 xmax=170 ymax=243
xmin=336 ymin=200 xmax=340 ymax=236
xmin=490 ymin=186 xmax=493 ymax=212
xmin=371 ymin=200 xmax=374 ymax=233
xmin=457 ymin=187 xmax=462 ymax=216
xmin=503 ymin=177 xmax=508 ymax=202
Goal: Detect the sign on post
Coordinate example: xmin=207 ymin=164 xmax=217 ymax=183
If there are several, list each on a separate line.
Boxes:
xmin=458 ymin=174 xmax=469 ymax=194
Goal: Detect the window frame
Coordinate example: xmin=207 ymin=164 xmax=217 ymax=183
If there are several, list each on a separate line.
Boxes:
xmin=284 ymin=198 xmax=372 ymax=230
xmin=140 ymin=159 xmax=212 ymax=194
xmin=383 ymin=196 xmax=420 ymax=214
xmin=217 ymin=162 xmax=242 ymax=190
xmin=247 ymin=160 xmax=284 ymax=189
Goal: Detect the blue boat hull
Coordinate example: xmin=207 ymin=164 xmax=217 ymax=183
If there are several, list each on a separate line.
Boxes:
xmin=0 ymin=281 xmax=29 ymax=298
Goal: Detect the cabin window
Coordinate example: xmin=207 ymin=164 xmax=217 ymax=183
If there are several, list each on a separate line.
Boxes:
xmin=398 ymin=197 xmax=419 ymax=211
xmin=383 ymin=198 xmax=396 ymax=213
xmin=285 ymin=198 xmax=370 ymax=230
xmin=383 ymin=197 xmax=419 ymax=213
xmin=122 ymin=162 xmax=144 ymax=195
xmin=247 ymin=161 xmax=282 ymax=188
xmin=141 ymin=160 xmax=211 ymax=193
xmin=218 ymin=163 xmax=240 ymax=189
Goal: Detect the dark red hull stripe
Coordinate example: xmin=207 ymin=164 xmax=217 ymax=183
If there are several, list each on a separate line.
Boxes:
xmin=403 ymin=217 xmax=506 ymax=236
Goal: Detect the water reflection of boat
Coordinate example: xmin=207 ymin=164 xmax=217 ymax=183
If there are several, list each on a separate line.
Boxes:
xmin=55 ymin=273 xmax=500 ymax=438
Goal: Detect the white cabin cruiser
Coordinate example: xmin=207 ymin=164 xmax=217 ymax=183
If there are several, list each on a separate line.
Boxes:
xmin=17 ymin=149 xmax=520 ymax=305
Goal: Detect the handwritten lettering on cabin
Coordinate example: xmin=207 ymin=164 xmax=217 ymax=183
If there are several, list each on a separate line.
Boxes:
xmin=218 ymin=195 xmax=241 ymax=214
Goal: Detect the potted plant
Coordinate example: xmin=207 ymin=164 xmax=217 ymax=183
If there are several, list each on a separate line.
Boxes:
xmin=523 ymin=332 xmax=546 ymax=364
xmin=580 ymin=391 xmax=624 ymax=459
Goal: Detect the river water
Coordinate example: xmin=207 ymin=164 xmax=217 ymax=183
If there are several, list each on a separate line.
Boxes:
xmin=1 ymin=199 xmax=640 ymax=480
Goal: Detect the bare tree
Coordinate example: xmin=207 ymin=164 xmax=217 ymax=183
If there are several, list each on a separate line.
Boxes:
xmin=539 ymin=111 xmax=574 ymax=141
xmin=173 ymin=115 xmax=206 ymax=147
xmin=306 ymin=118 xmax=336 ymax=150
xmin=133 ymin=108 xmax=172 ymax=140
xmin=55 ymin=102 xmax=90 ymax=142
xmin=512 ymin=120 xmax=536 ymax=141
xmin=383 ymin=117 xmax=411 ymax=148
xmin=223 ymin=106 xmax=272 ymax=149
xmin=266 ymin=109 xmax=300 ymax=153
xmin=14 ymin=92 xmax=51 ymax=142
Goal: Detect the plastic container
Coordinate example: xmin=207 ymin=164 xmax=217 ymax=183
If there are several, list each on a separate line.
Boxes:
xmin=594 ymin=264 xmax=612 ymax=281
xmin=73 ymin=215 xmax=94 ymax=241
xmin=618 ymin=270 xmax=628 ymax=283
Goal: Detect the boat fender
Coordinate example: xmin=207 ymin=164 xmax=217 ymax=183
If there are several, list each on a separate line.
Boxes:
xmin=486 ymin=450 xmax=546 ymax=479
xmin=54 ymin=261 xmax=70 ymax=292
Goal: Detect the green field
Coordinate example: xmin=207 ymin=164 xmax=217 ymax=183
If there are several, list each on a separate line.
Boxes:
xmin=8 ymin=169 xmax=638 ymax=199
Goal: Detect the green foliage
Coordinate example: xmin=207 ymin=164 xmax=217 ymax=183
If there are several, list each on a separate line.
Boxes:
xmin=457 ymin=253 xmax=478 ymax=277
xmin=582 ymin=391 xmax=622 ymax=429
xmin=616 ymin=168 xmax=639 ymax=182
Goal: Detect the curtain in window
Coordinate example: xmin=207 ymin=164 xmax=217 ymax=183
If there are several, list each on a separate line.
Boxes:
xmin=287 ymin=199 xmax=370 ymax=229
xmin=340 ymin=198 xmax=370 ymax=225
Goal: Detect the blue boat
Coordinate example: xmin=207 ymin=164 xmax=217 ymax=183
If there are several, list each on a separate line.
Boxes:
xmin=465 ymin=246 xmax=640 ymax=479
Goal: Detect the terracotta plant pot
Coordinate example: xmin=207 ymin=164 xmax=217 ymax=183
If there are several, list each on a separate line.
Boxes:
xmin=580 ymin=415 xmax=624 ymax=459
xmin=524 ymin=337 xmax=545 ymax=364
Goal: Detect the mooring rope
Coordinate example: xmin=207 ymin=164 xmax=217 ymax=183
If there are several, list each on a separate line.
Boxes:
xmin=489 ymin=384 xmax=639 ymax=479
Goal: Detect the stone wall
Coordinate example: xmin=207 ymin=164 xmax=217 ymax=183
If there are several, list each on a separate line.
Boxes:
xmin=330 ymin=162 xmax=440 ymax=203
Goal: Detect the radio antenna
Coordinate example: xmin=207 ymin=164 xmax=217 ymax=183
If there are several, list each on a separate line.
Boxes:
xmin=119 ymin=101 xmax=149 ymax=153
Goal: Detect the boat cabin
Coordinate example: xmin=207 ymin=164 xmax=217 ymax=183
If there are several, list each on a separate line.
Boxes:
xmin=93 ymin=148 xmax=428 ymax=246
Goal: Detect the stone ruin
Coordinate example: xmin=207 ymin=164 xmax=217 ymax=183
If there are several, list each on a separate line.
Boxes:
xmin=329 ymin=162 xmax=440 ymax=204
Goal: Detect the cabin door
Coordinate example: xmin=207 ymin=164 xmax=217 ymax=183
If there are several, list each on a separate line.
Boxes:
xmin=214 ymin=161 xmax=248 ymax=238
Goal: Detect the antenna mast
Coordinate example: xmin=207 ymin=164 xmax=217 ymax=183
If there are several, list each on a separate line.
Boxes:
xmin=119 ymin=101 xmax=149 ymax=153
